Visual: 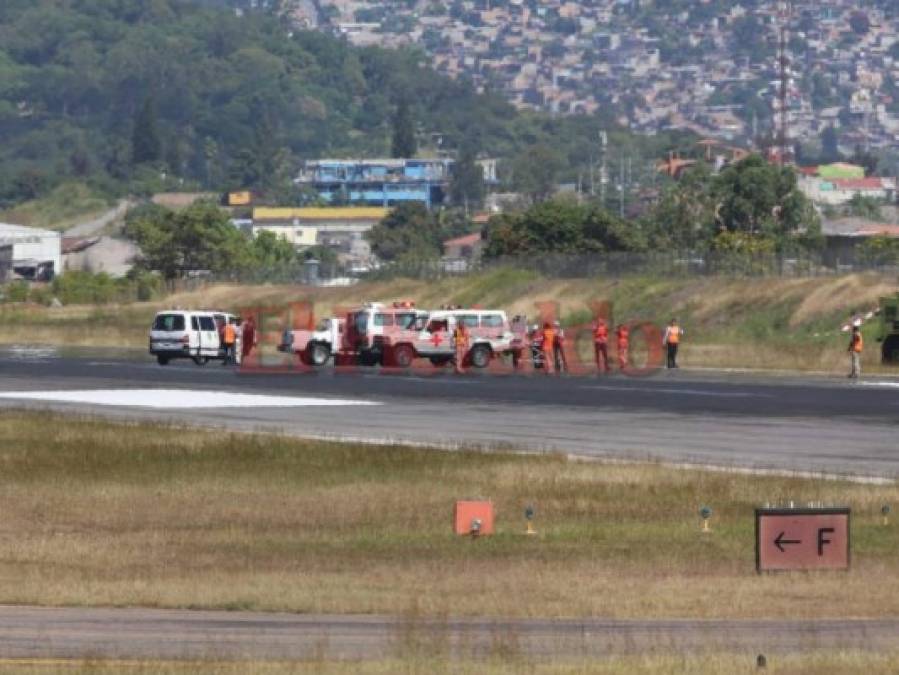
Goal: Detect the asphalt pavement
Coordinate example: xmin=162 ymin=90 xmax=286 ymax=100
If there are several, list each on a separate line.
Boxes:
xmin=1 ymin=347 xmax=897 ymax=478
xmin=0 ymin=606 xmax=895 ymax=661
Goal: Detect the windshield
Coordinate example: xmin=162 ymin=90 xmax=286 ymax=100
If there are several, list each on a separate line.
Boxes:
xmin=153 ymin=314 xmax=185 ymax=331
xmin=396 ymin=312 xmax=417 ymax=329
xmin=352 ymin=312 xmax=368 ymax=334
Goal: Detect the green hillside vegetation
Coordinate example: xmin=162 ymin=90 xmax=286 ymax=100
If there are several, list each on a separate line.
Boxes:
xmin=0 ymin=182 xmax=115 ymax=230
xmin=0 ymin=0 xmax=688 ymax=209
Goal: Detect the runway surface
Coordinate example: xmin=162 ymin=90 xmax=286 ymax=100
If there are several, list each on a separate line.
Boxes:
xmin=1 ymin=347 xmax=897 ymax=478
xmin=0 ymin=605 xmax=896 ymax=661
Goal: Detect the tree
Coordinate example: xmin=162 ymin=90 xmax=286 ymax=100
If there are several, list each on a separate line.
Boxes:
xmin=482 ymin=197 xmax=643 ymax=258
xmin=366 ymin=203 xmax=444 ymax=261
xmin=391 ymin=99 xmax=417 ymax=158
xmin=646 ymin=163 xmax=716 ymax=250
xmin=125 ymin=201 xmax=250 ymax=280
xmin=512 ymin=144 xmax=563 ymax=204
xmin=848 ymin=194 xmax=882 ymax=220
xmin=449 ymin=148 xmax=485 ymax=210
xmin=857 ymin=235 xmax=899 ymax=266
xmin=712 ymin=155 xmax=821 ymax=251
xmin=132 ymin=96 xmax=162 ymax=165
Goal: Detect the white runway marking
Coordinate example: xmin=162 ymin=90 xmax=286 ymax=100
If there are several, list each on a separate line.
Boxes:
xmin=0 ymin=389 xmax=380 ymax=409
xmin=857 ymin=381 xmax=899 ymax=389
xmin=579 ymin=384 xmax=770 ymax=398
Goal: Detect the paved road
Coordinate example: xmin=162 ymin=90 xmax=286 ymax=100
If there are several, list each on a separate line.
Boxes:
xmin=1 ymin=348 xmax=897 ymax=478
xmin=0 ymin=606 xmax=896 ymax=661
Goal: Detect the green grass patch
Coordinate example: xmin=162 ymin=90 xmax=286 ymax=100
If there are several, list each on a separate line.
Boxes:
xmin=0 ymin=182 xmax=115 ymax=231
xmin=0 ymin=412 xmax=897 ymax=619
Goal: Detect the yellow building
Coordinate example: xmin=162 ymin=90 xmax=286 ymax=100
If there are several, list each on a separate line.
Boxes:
xmin=251 ymin=207 xmax=389 ymax=254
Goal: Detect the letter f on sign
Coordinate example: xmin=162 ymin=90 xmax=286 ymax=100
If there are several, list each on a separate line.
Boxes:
xmin=817 ymin=527 xmax=834 ymax=556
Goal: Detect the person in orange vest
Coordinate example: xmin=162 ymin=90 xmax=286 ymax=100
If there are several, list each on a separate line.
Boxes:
xmin=616 ymin=323 xmax=629 ymax=371
xmin=542 ymin=321 xmax=556 ymax=375
xmin=241 ymin=315 xmax=257 ymax=362
xmin=553 ymin=320 xmax=568 ymax=373
xmin=848 ymin=325 xmax=863 ymax=379
xmin=593 ymin=318 xmax=610 ymax=374
xmin=222 ymin=318 xmax=237 ymax=366
xmin=453 ymin=318 xmax=470 ymax=374
xmin=663 ymin=318 xmax=681 ymax=369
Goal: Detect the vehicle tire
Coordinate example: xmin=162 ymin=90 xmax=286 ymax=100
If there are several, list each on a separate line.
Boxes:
xmin=360 ymin=352 xmax=380 ymax=367
xmin=390 ymin=344 xmax=415 ymax=368
xmin=469 ymin=344 xmax=491 ymax=369
xmin=156 ymin=355 xmax=170 ymax=366
xmin=883 ymin=335 xmax=899 ymax=363
xmin=430 ymin=356 xmax=452 ymax=367
xmin=307 ymin=343 xmax=331 ymax=367
xmin=192 ymin=355 xmax=208 ymax=366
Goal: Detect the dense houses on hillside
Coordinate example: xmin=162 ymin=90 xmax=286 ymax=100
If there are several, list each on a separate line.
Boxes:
xmin=293 ymin=0 xmax=899 ymax=151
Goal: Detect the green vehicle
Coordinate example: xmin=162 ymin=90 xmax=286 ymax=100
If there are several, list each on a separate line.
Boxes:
xmin=877 ymin=293 xmax=899 ymax=363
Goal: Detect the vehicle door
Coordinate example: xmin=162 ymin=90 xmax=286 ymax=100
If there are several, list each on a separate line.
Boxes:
xmin=151 ymin=313 xmax=187 ymax=351
xmin=197 ymin=315 xmax=220 ymax=356
xmin=417 ymin=316 xmax=451 ymax=356
xmin=480 ymin=313 xmax=509 ymax=350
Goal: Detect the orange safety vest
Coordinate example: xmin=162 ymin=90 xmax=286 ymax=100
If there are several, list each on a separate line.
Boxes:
xmin=594 ymin=323 xmax=609 ymax=343
xmin=616 ymin=326 xmax=629 ymax=347
xmin=542 ymin=328 xmax=555 ymax=350
xmin=667 ymin=325 xmax=680 ymax=345
xmin=223 ymin=323 xmax=236 ymax=345
xmin=454 ymin=325 xmax=469 ymax=349
xmin=851 ymin=333 xmax=863 ymax=353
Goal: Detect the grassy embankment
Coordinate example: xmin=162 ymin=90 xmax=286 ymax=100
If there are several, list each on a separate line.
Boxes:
xmin=0 ymin=183 xmax=116 ymax=232
xmin=0 ymin=269 xmax=896 ymax=373
xmin=1 ymin=412 xmax=898 ymax=621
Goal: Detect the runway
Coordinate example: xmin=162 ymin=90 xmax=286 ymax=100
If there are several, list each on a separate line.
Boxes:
xmin=0 ymin=605 xmax=895 ymax=661
xmin=1 ymin=347 xmax=897 ymax=478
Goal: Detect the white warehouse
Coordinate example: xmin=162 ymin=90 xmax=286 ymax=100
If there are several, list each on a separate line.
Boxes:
xmin=0 ymin=222 xmax=62 ymax=281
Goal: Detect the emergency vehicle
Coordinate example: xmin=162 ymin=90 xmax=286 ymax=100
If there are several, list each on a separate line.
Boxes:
xmin=414 ymin=309 xmax=521 ymax=368
xmin=148 ymin=310 xmax=237 ymax=366
xmin=341 ymin=301 xmax=428 ymax=367
xmin=279 ymin=317 xmax=344 ymax=366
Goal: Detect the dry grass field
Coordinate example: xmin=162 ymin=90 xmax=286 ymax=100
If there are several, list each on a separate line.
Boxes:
xmin=3 ymin=652 xmax=899 ymax=674
xmin=0 ymin=270 xmax=895 ymax=373
xmin=0 ymin=412 xmax=898 ymax=621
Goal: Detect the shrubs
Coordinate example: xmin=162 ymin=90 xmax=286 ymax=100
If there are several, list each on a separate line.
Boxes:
xmin=0 ymin=271 xmax=164 ymax=306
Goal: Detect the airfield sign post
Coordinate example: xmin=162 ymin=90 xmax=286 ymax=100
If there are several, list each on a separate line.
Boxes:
xmin=755 ymin=507 xmax=850 ymax=572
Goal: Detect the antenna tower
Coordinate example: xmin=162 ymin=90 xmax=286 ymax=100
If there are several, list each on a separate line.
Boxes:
xmin=778 ymin=2 xmax=792 ymax=166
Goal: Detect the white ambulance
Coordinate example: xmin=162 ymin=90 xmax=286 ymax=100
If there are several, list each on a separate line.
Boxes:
xmin=413 ymin=308 xmax=521 ymax=368
xmin=341 ymin=301 xmax=429 ymax=367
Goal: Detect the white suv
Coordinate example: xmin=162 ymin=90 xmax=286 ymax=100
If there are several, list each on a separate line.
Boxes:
xmin=148 ymin=310 xmax=235 ymax=366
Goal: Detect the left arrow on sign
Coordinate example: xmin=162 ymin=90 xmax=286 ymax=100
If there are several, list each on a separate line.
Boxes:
xmin=774 ymin=531 xmax=802 ymax=553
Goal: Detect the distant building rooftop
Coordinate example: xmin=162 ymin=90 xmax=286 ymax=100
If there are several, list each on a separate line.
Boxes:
xmin=252 ymin=207 xmax=389 ymax=221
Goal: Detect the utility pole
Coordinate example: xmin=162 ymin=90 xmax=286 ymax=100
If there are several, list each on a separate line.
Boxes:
xmin=619 ymin=158 xmax=625 ymax=218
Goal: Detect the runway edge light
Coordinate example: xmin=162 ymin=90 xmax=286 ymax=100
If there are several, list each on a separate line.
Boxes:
xmin=525 ymin=504 xmax=536 ymax=536
xmin=699 ymin=505 xmax=712 ymax=533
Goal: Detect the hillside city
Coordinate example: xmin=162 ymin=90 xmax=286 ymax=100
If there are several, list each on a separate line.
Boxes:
xmin=277 ymin=0 xmax=899 ymax=155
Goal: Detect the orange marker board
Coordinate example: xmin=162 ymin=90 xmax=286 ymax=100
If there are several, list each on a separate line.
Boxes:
xmin=756 ymin=508 xmax=850 ymax=572
xmin=454 ymin=500 xmax=495 ymax=535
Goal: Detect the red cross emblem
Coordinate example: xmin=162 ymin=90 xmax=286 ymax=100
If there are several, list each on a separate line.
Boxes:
xmin=431 ymin=332 xmax=444 ymax=347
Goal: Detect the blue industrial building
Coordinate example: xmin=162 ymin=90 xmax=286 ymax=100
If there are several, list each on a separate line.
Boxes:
xmin=295 ymin=158 xmax=454 ymax=207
